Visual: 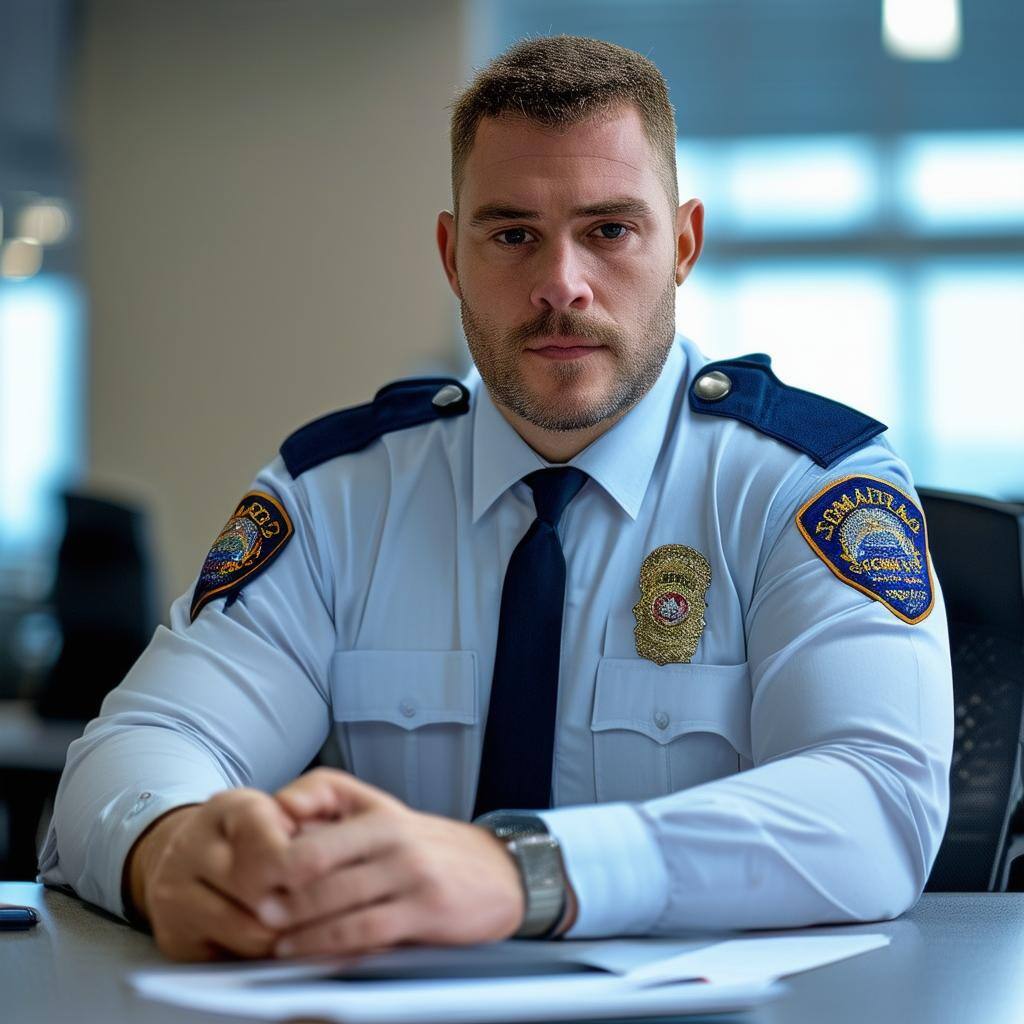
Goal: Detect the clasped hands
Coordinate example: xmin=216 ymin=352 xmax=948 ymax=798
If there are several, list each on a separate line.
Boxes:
xmin=126 ymin=767 xmax=528 ymax=961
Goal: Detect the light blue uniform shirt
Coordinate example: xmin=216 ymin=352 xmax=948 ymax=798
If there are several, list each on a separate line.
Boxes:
xmin=39 ymin=334 xmax=954 ymax=936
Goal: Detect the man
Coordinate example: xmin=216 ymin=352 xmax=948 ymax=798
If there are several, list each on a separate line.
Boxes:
xmin=39 ymin=35 xmax=953 ymax=961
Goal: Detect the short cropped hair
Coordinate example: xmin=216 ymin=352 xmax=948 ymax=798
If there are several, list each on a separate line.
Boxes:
xmin=448 ymin=34 xmax=680 ymax=221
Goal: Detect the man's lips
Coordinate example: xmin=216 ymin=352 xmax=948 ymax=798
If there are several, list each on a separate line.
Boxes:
xmin=526 ymin=335 xmax=603 ymax=351
xmin=524 ymin=333 xmax=602 ymax=358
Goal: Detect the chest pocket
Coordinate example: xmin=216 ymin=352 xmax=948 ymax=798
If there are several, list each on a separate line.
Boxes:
xmin=591 ymin=659 xmax=752 ymax=803
xmin=329 ymin=650 xmax=478 ymax=819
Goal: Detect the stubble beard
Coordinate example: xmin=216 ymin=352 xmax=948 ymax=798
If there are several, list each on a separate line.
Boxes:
xmin=460 ymin=271 xmax=678 ymax=433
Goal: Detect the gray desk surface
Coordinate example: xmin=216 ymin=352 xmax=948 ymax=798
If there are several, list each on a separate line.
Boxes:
xmin=4 ymin=882 xmax=1024 ymax=1024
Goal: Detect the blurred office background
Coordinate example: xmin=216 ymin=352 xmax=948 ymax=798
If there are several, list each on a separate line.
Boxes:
xmin=0 ymin=0 xmax=1021 ymax=870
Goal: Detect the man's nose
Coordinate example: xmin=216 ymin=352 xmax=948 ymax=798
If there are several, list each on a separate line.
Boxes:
xmin=529 ymin=236 xmax=594 ymax=311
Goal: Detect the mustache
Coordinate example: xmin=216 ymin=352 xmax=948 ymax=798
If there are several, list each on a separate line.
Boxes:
xmin=510 ymin=315 xmax=620 ymax=348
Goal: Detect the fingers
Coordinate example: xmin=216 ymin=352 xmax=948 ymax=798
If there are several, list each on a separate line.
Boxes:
xmin=138 ymin=776 xmax=424 ymax=963
xmin=268 ymin=815 xmax=525 ymax=958
xmin=149 ymin=878 xmax=278 ymax=962
xmin=258 ymin=855 xmax=402 ymax=931
xmin=275 ymin=767 xmax=397 ymax=823
xmin=141 ymin=787 xmax=300 ymax=961
xmin=281 ymin=811 xmax=403 ymax=892
xmin=166 ymin=791 xmax=291 ymax=914
xmin=274 ymin=898 xmax=415 ymax=958
xmin=213 ymin=791 xmax=296 ymax=905
xmin=220 ymin=788 xmax=297 ymax=847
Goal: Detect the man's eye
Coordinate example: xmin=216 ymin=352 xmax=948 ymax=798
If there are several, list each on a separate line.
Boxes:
xmin=494 ymin=228 xmax=532 ymax=247
xmin=493 ymin=224 xmax=632 ymax=247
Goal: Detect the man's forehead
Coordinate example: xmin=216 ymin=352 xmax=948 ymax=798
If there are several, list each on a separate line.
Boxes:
xmin=463 ymin=108 xmax=661 ymax=213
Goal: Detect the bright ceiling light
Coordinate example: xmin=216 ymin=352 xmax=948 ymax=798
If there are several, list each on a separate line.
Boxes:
xmin=0 ymin=239 xmax=44 ymax=280
xmin=15 ymin=200 xmax=72 ymax=246
xmin=883 ymin=0 xmax=961 ymax=61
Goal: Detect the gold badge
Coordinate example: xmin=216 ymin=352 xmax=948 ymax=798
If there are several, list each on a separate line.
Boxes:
xmin=632 ymin=545 xmax=711 ymax=665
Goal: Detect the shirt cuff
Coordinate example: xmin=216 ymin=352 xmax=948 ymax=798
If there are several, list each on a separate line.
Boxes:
xmin=538 ymin=802 xmax=670 ymax=938
xmin=112 ymin=785 xmax=225 ymax=920
xmin=43 ymin=783 xmax=223 ymax=921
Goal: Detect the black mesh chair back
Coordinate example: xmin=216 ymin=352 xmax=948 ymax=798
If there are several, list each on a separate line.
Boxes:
xmin=34 ymin=491 xmax=158 ymax=722
xmin=921 ymin=488 xmax=1024 ymax=891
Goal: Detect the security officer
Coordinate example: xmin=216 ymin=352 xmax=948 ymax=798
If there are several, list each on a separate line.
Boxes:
xmin=39 ymin=35 xmax=953 ymax=961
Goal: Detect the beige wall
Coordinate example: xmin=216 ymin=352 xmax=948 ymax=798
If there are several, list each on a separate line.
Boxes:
xmin=76 ymin=0 xmax=470 ymax=614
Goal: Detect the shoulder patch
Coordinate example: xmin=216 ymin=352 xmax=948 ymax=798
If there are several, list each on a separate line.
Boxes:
xmin=689 ymin=354 xmax=886 ymax=468
xmin=796 ymin=475 xmax=934 ymax=624
xmin=190 ymin=491 xmax=294 ymax=622
xmin=280 ymin=376 xmax=470 ymax=479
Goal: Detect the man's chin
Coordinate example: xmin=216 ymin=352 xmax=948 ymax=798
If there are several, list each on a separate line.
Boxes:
xmin=513 ymin=396 xmax=619 ymax=433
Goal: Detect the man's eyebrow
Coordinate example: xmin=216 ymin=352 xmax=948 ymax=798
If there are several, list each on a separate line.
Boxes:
xmin=468 ymin=197 xmax=657 ymax=226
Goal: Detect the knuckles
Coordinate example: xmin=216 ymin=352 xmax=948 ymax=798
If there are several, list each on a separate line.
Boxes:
xmin=286 ymin=842 xmax=333 ymax=885
xmin=207 ymin=786 xmax=262 ymax=812
xmin=139 ymin=780 xmax=506 ymax=962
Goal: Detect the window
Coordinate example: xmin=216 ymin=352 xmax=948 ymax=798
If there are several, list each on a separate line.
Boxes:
xmin=676 ymin=132 xmax=1024 ymax=499
xmin=0 ymin=275 xmax=84 ymax=568
xmin=479 ymin=0 xmax=1024 ymax=499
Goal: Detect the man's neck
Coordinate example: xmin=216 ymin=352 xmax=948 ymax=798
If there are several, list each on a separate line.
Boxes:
xmin=492 ymin=400 xmax=633 ymax=464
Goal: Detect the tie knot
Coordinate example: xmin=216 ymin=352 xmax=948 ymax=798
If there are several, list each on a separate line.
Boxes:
xmin=524 ymin=467 xmax=588 ymax=527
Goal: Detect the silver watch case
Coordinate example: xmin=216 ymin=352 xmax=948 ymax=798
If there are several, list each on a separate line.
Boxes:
xmin=475 ymin=812 xmax=567 ymax=939
xmin=505 ymin=832 xmax=567 ymax=938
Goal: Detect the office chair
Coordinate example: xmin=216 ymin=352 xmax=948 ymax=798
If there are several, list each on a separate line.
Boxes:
xmin=34 ymin=491 xmax=158 ymax=721
xmin=921 ymin=487 xmax=1024 ymax=892
xmin=1 ymin=492 xmax=158 ymax=879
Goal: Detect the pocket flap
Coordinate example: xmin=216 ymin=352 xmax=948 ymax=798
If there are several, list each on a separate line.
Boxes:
xmin=330 ymin=650 xmax=477 ymax=730
xmin=592 ymin=658 xmax=751 ymax=758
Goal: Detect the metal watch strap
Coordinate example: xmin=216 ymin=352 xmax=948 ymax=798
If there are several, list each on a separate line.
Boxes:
xmin=474 ymin=811 xmax=569 ymax=939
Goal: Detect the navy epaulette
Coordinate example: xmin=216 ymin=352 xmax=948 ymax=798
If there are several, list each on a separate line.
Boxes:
xmin=688 ymin=353 xmax=886 ymax=469
xmin=280 ymin=376 xmax=470 ymax=479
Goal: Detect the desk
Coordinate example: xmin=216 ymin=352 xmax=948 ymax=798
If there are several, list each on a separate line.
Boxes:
xmin=4 ymin=882 xmax=1024 ymax=1024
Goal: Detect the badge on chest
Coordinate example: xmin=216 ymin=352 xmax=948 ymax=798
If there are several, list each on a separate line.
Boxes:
xmin=632 ymin=544 xmax=712 ymax=665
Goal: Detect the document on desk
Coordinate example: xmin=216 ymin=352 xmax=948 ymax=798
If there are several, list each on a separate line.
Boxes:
xmin=130 ymin=932 xmax=889 ymax=1021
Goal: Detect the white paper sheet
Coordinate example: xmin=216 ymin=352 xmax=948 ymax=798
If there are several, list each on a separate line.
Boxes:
xmin=130 ymin=933 xmax=889 ymax=1022
xmin=623 ymin=934 xmax=890 ymax=985
xmin=132 ymin=970 xmax=783 ymax=1021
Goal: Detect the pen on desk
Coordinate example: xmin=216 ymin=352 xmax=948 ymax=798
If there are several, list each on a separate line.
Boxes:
xmin=0 ymin=904 xmax=40 ymax=930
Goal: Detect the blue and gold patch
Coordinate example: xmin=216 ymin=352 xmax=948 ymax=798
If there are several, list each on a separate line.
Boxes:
xmin=796 ymin=475 xmax=933 ymax=624
xmin=189 ymin=491 xmax=294 ymax=622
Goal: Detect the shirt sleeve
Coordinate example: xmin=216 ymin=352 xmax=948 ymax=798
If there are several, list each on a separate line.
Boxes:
xmin=541 ymin=444 xmax=954 ymax=937
xmin=37 ymin=457 xmax=337 ymax=919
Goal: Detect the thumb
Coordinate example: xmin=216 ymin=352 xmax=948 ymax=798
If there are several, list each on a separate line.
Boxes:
xmin=275 ymin=766 xmax=394 ymax=822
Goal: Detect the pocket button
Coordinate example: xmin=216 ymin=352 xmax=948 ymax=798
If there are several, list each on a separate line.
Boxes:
xmin=654 ymin=711 xmax=670 ymax=731
xmin=399 ymin=700 xmax=416 ymax=719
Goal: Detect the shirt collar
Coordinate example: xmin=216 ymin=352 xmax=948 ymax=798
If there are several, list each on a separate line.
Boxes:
xmin=469 ymin=334 xmax=687 ymax=523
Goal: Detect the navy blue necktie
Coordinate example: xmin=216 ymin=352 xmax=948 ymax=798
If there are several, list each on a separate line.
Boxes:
xmin=473 ymin=466 xmax=589 ymax=816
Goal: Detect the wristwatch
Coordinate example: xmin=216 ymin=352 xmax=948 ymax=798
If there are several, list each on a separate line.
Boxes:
xmin=474 ymin=811 xmax=571 ymax=939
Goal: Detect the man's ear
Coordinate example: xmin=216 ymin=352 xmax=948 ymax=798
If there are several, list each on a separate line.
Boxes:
xmin=436 ymin=211 xmax=463 ymax=300
xmin=674 ymin=198 xmax=704 ymax=286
